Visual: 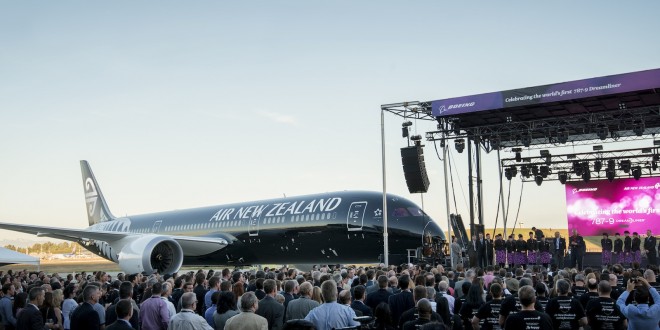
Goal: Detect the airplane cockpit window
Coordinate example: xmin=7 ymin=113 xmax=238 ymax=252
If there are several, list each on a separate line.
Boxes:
xmin=407 ymin=207 xmax=426 ymax=217
xmin=392 ymin=207 xmax=411 ymax=217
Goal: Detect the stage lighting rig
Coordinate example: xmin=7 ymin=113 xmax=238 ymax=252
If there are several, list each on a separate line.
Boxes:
xmin=512 ymin=148 xmax=522 ymax=162
xmin=534 ymin=175 xmax=543 ymax=186
xmin=505 ymin=168 xmax=513 ymax=180
xmin=607 ymin=159 xmax=616 ymax=171
xmin=632 ymin=119 xmax=645 ymax=136
xmin=632 ymin=166 xmax=642 ymax=180
xmin=490 ymin=136 xmax=501 ymax=150
xmin=558 ymin=171 xmax=568 ymax=184
xmin=401 ymin=121 xmax=412 ymax=138
xmin=521 ymin=133 xmax=532 ymax=148
xmin=597 ymin=124 xmax=609 ymax=140
xmin=520 ymin=165 xmax=531 ymax=178
xmin=573 ymin=161 xmax=583 ymax=176
xmin=532 ymin=165 xmax=539 ymax=177
xmin=557 ymin=128 xmax=569 ymax=144
xmin=410 ymin=135 xmax=422 ymax=141
xmin=620 ymin=160 xmax=631 ymax=173
xmin=455 ymin=139 xmax=465 ymax=153
xmin=606 ymin=169 xmax=615 ymax=182
xmin=540 ymin=150 xmax=551 ymax=165
xmin=540 ymin=165 xmax=550 ymax=178
xmin=582 ymin=168 xmax=591 ymax=182
xmin=594 ymin=160 xmax=602 ymax=172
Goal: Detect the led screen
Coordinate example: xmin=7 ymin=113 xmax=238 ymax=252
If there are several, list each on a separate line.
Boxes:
xmin=566 ymin=177 xmax=660 ymax=236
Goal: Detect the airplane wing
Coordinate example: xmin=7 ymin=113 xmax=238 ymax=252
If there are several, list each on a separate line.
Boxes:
xmin=0 ymin=222 xmax=228 ymax=256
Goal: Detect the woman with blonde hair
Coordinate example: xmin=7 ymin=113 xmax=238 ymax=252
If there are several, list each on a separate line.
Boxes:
xmin=311 ymin=286 xmax=323 ymax=304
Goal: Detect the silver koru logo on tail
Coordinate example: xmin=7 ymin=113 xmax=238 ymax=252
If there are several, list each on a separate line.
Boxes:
xmin=85 ymin=178 xmax=98 ymax=217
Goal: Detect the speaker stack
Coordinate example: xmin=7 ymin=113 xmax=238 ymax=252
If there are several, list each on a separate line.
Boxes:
xmin=400 ymin=145 xmax=430 ymax=193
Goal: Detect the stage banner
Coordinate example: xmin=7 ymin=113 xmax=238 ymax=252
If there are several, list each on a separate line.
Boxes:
xmin=431 ymin=68 xmax=660 ymax=117
xmin=566 ymin=177 xmax=660 ymax=236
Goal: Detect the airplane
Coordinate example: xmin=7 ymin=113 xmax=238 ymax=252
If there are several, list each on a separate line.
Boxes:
xmin=0 ymin=161 xmax=446 ymax=274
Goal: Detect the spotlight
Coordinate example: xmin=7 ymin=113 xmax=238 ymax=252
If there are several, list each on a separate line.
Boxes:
xmin=410 ymin=135 xmax=422 ymax=141
xmin=606 ymin=169 xmax=615 ymax=182
xmin=521 ymin=165 xmax=531 ymax=178
xmin=532 ymin=165 xmax=539 ymax=177
xmin=597 ymin=124 xmax=609 ymax=140
xmin=594 ymin=160 xmax=602 ymax=172
xmin=534 ymin=175 xmax=543 ymax=186
xmin=632 ymin=166 xmax=642 ymax=180
xmin=402 ymin=121 xmax=413 ymax=127
xmin=455 ymin=139 xmax=465 ymax=153
xmin=582 ymin=169 xmax=591 ymax=182
xmin=402 ymin=127 xmax=409 ymax=138
xmin=573 ymin=161 xmax=583 ymax=176
xmin=540 ymin=150 xmax=551 ymax=165
xmin=557 ymin=128 xmax=569 ymax=144
xmin=558 ymin=171 xmax=568 ymax=184
xmin=540 ymin=165 xmax=550 ymax=178
xmin=490 ymin=136 xmax=501 ymax=150
xmin=620 ymin=160 xmax=631 ymax=173
xmin=509 ymin=166 xmax=518 ymax=177
xmin=452 ymin=120 xmax=461 ymax=135
xmin=607 ymin=159 xmax=616 ymax=171
xmin=505 ymin=168 xmax=513 ymax=180
xmin=513 ymin=148 xmax=522 ymax=162
xmin=633 ymin=119 xmax=645 ymax=136
xmin=521 ymin=133 xmax=532 ymax=148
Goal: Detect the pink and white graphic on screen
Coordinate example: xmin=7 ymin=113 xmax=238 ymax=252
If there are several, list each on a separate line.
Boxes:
xmin=565 ymin=177 xmax=660 ymax=236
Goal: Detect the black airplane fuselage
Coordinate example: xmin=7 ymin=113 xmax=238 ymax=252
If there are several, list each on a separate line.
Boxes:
xmin=85 ymin=190 xmax=444 ymax=265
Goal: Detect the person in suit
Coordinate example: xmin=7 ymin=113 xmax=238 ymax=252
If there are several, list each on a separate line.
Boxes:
xmin=644 ymin=230 xmax=657 ymax=266
xmin=168 ymin=292 xmax=213 ymax=330
xmin=365 ymin=276 xmax=393 ymax=312
xmin=387 ymin=275 xmax=414 ymax=326
xmin=552 ymin=231 xmax=566 ymax=269
xmin=450 ymin=236 xmax=463 ymax=269
xmin=16 ymin=287 xmax=55 ymax=330
xmin=105 ymin=282 xmax=140 ymax=330
xmin=477 ymin=233 xmax=487 ymax=269
xmin=468 ymin=234 xmax=478 ymax=268
xmin=225 ymin=292 xmax=268 ymax=330
xmin=569 ymin=229 xmax=586 ymax=270
xmin=70 ymin=285 xmax=101 ymax=330
xmin=601 ymin=233 xmax=613 ymax=267
xmin=350 ymin=285 xmax=372 ymax=317
xmin=485 ymin=233 xmax=494 ymax=266
xmin=106 ymin=300 xmax=135 ymax=330
xmin=284 ymin=282 xmax=319 ymax=321
xmin=255 ymin=279 xmax=284 ymax=330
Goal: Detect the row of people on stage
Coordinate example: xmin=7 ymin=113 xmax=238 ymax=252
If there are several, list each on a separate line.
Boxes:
xmin=600 ymin=229 xmax=658 ymax=266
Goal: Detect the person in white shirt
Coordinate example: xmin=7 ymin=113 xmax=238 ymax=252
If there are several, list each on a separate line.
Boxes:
xmin=160 ymin=283 xmax=176 ymax=318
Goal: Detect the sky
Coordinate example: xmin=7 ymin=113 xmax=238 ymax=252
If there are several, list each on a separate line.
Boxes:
xmin=1 ymin=1 xmax=660 ymax=245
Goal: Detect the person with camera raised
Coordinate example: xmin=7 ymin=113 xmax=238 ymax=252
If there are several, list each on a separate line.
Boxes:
xmin=616 ymin=276 xmax=660 ymax=329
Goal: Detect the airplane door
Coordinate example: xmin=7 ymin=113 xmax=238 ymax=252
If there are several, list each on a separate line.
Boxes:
xmin=347 ymin=202 xmax=367 ymax=231
xmin=248 ymin=215 xmax=260 ymax=237
xmin=152 ymin=220 xmax=162 ymax=233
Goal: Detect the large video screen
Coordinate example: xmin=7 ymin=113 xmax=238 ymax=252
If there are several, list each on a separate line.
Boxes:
xmin=566 ymin=177 xmax=660 ymax=236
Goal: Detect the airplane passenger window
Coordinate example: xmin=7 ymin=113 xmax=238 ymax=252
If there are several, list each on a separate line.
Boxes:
xmin=392 ymin=208 xmax=411 ymax=217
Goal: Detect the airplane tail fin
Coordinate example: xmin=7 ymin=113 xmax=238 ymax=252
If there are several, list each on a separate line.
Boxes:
xmin=80 ymin=160 xmax=115 ymax=225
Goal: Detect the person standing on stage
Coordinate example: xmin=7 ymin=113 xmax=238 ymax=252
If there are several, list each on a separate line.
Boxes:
xmin=527 ymin=232 xmax=538 ymax=267
xmin=569 ymin=230 xmax=585 ymax=270
xmin=614 ymin=233 xmax=623 ymax=264
xmin=477 ymin=233 xmax=488 ymax=269
xmin=623 ymin=231 xmax=632 ymax=267
xmin=516 ymin=234 xmax=528 ymax=269
xmin=632 ymin=232 xmax=642 ymax=266
xmin=552 ymin=232 xmax=566 ymax=269
xmin=532 ymin=227 xmax=544 ymax=242
xmin=495 ymin=234 xmax=506 ymax=269
xmin=451 ymin=236 xmax=463 ymax=269
xmin=468 ymin=234 xmax=478 ymax=268
xmin=644 ymin=230 xmax=657 ymax=266
xmin=485 ymin=233 xmax=494 ymax=267
xmin=506 ymin=235 xmax=516 ymax=268
xmin=601 ymin=233 xmax=613 ymax=267
xmin=540 ymin=237 xmax=552 ymax=268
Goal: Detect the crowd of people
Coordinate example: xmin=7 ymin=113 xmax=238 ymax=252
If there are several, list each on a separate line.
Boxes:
xmin=0 ymin=231 xmax=658 ymax=330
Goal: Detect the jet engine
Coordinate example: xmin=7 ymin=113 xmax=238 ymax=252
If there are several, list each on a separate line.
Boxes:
xmin=117 ymin=235 xmax=183 ymax=275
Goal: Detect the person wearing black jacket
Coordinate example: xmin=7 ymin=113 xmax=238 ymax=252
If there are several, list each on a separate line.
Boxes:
xmin=505 ymin=235 xmax=516 ymax=268
xmin=623 ymin=231 xmax=632 ymax=266
xmin=477 ymin=233 xmax=488 ymax=269
xmin=614 ymin=233 xmax=624 ymax=264
xmin=539 ymin=237 xmax=552 ymax=268
xmin=545 ymin=279 xmax=587 ymax=330
xmin=569 ymin=230 xmax=586 ymax=270
xmin=516 ymin=234 xmax=528 ymax=269
xmin=527 ymin=232 xmax=538 ymax=266
xmin=602 ymin=233 xmax=613 ymax=267
xmin=495 ymin=234 xmax=506 ymax=269
xmin=632 ymin=232 xmax=642 ymax=265
xmin=644 ymin=229 xmax=657 ymax=266
xmin=485 ymin=233 xmax=494 ymax=267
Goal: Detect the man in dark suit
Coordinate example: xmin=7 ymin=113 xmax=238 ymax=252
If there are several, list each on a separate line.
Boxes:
xmin=468 ymin=234 xmax=478 ymax=268
xmin=255 ymin=279 xmax=284 ymax=330
xmin=645 ymin=230 xmax=657 ymax=266
xmin=569 ymin=229 xmax=586 ymax=270
xmin=70 ymin=285 xmax=102 ymax=330
xmin=107 ymin=300 xmax=134 ymax=330
xmin=16 ymin=287 xmax=52 ymax=330
xmin=485 ymin=233 xmax=494 ymax=266
xmin=350 ymin=285 xmax=372 ymax=317
xmin=105 ymin=282 xmax=139 ymax=329
xmin=552 ymin=231 xmax=567 ymax=269
xmin=193 ymin=272 xmax=208 ymax=315
xmin=387 ymin=275 xmax=414 ymax=326
xmin=365 ymin=275 xmax=393 ymax=312
xmin=477 ymin=233 xmax=487 ymax=268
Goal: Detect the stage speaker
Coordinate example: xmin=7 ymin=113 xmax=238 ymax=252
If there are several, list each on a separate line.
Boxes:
xmin=400 ymin=145 xmax=430 ymax=193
